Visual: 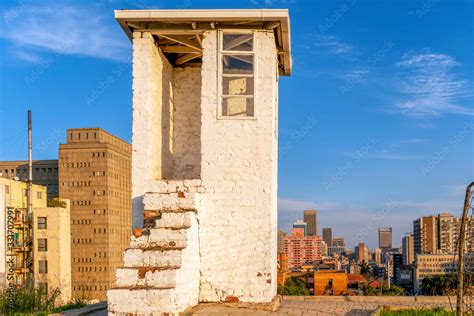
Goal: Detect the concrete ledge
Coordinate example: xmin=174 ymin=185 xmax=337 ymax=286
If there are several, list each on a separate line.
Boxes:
xmin=55 ymin=301 xmax=107 ymax=315
xmin=283 ymin=295 xmax=457 ymax=304
xmin=184 ymin=295 xmax=281 ymax=314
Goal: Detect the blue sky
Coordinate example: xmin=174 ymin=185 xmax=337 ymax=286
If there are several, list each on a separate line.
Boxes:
xmin=0 ymin=0 xmax=472 ymax=249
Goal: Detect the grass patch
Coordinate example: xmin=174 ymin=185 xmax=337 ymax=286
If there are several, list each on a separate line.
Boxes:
xmin=380 ymin=306 xmax=454 ymax=315
xmin=0 ymin=287 xmax=86 ymax=315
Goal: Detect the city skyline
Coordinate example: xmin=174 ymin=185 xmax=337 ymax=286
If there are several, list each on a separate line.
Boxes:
xmin=1 ymin=0 xmax=473 ymax=249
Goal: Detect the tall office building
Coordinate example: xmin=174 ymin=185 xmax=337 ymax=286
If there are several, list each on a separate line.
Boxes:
xmin=414 ymin=213 xmax=474 ymax=255
xmin=292 ymin=220 xmax=307 ymax=236
xmin=322 ymin=227 xmax=333 ymax=247
xmin=328 ymin=237 xmax=345 ymax=257
xmin=402 ymin=233 xmax=415 ymax=265
xmin=438 ymin=213 xmax=474 ymax=254
xmin=378 ymin=227 xmax=392 ymax=250
xmin=303 ymin=209 xmax=317 ymax=236
xmin=0 ymin=160 xmax=59 ymax=199
xmin=332 ymin=237 xmax=345 ymax=247
xmin=355 ymin=242 xmax=369 ymax=263
xmin=277 ymin=230 xmax=287 ymax=253
xmin=283 ymin=234 xmax=323 ymax=269
xmin=392 ymin=253 xmax=404 ymax=286
xmin=413 ymin=216 xmax=438 ymax=254
xmin=59 ymin=128 xmax=131 ymax=300
xmin=374 ymin=248 xmax=382 ymax=265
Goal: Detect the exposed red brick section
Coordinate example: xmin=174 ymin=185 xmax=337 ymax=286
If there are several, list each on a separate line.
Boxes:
xmin=137 ymin=267 xmax=175 ymax=279
xmin=266 ymin=279 xmax=272 ymax=284
xmin=177 ymin=191 xmax=185 ymax=198
xmin=225 ymin=296 xmax=240 ymax=303
xmin=257 ymin=272 xmax=262 ymax=277
xmin=144 ymin=210 xmax=160 ymax=219
xmin=133 ymin=228 xmax=143 ymax=238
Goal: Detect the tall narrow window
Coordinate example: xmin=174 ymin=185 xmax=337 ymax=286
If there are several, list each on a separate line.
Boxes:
xmin=39 ymin=260 xmax=48 ymax=273
xmin=38 ymin=238 xmax=47 ymax=252
xmin=219 ymin=32 xmax=254 ymax=117
xmin=37 ymin=217 xmax=47 ymax=229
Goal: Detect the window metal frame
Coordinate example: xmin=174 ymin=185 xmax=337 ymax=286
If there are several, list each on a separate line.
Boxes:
xmin=37 ymin=217 xmax=47 ymax=230
xmin=217 ymin=30 xmax=257 ymax=119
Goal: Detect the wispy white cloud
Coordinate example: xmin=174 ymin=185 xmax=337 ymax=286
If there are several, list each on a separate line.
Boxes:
xmin=0 ymin=4 xmax=130 ymax=62
xmin=341 ymin=138 xmax=423 ymax=161
xmin=313 ymin=34 xmax=354 ymax=56
xmin=394 ymin=51 xmax=473 ymax=117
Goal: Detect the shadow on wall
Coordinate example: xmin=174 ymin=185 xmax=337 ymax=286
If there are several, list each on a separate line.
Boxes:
xmin=160 ymin=66 xmax=202 ymax=181
xmin=132 ymin=195 xmax=144 ymax=231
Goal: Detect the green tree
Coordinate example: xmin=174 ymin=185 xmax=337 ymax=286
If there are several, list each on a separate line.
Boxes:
xmin=277 ymin=277 xmax=310 ymax=296
xmin=358 ymin=260 xmax=372 ymax=276
xmin=360 ymin=284 xmax=405 ymax=296
xmin=420 ymin=274 xmax=458 ymax=296
xmin=47 ymin=199 xmax=67 ymax=208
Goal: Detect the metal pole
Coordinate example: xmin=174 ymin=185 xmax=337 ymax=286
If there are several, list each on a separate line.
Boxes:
xmin=27 ymin=110 xmax=33 ymax=287
xmin=456 ymin=182 xmax=474 ymax=316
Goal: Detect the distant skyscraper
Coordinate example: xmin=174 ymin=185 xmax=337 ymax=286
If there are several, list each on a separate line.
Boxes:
xmin=378 ymin=227 xmax=393 ymax=250
xmin=328 ymin=237 xmax=345 ymax=257
xmin=374 ymin=248 xmax=382 ymax=265
xmin=322 ymin=227 xmax=333 ymax=247
xmin=392 ymin=253 xmax=404 ymax=286
xmin=278 ymin=230 xmax=287 ymax=253
xmin=303 ymin=209 xmax=317 ymax=236
xmin=292 ymin=220 xmax=307 ymax=236
xmin=413 ymin=216 xmax=438 ymax=254
xmin=332 ymin=237 xmax=345 ymax=247
xmin=355 ymin=242 xmax=369 ymax=263
xmin=402 ymin=233 xmax=415 ymax=265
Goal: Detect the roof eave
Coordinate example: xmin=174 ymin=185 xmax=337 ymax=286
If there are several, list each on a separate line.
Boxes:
xmin=114 ymin=9 xmax=292 ymax=76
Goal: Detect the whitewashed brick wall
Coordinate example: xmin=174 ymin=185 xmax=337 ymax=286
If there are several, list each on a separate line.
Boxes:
xmin=124 ymin=29 xmax=279 ymax=312
xmin=198 ymin=30 xmax=279 ymax=303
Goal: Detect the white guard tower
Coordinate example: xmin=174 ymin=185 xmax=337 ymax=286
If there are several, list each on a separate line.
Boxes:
xmin=108 ymin=9 xmax=292 ymax=315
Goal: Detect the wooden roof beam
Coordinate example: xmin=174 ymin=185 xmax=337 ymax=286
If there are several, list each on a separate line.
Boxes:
xmin=175 ymin=53 xmax=202 ymax=65
xmin=158 ymin=35 xmax=201 ymax=50
xmin=160 ymin=46 xmax=201 ymax=53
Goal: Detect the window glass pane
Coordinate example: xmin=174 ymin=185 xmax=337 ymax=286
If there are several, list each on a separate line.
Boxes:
xmin=222 ymin=97 xmax=254 ymax=117
xmin=38 ymin=239 xmax=47 ymax=252
xmin=38 ymin=217 xmax=47 ymax=229
xmin=222 ymin=55 xmax=253 ymax=75
xmin=39 ymin=260 xmax=48 ymax=273
xmin=223 ymin=34 xmax=253 ymax=51
xmin=222 ymin=76 xmax=254 ymax=96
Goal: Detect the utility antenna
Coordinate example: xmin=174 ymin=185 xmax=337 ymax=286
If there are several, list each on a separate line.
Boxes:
xmin=26 ymin=110 xmax=34 ymax=286
xmin=456 ymin=181 xmax=474 ymax=315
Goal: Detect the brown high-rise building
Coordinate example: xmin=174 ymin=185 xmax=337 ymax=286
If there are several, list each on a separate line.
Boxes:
xmin=402 ymin=233 xmax=415 ymax=265
xmin=378 ymin=227 xmax=392 ymax=250
xmin=413 ymin=216 xmax=438 ymax=254
xmin=304 ymin=209 xmax=317 ymax=236
xmin=322 ymin=227 xmax=332 ymax=247
xmin=413 ymin=213 xmax=474 ymax=255
xmin=59 ymin=128 xmax=131 ymax=300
